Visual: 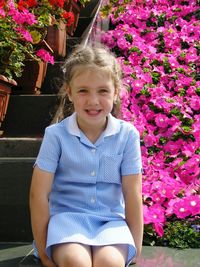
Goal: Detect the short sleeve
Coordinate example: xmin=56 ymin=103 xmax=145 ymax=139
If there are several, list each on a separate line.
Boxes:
xmin=34 ymin=127 xmax=61 ymax=173
xmin=121 ymin=126 xmax=142 ymax=175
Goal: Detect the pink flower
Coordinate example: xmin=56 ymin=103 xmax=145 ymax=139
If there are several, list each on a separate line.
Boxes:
xmin=10 ymin=9 xmax=37 ymax=25
xmin=0 ymin=8 xmax=5 ymax=17
xmin=102 ymin=0 xmax=200 ymax=232
xmin=117 ymin=37 xmax=130 ymax=51
xmin=144 ymin=204 xmax=165 ymax=224
xmin=187 ymin=195 xmax=200 ymax=216
xmin=131 ymin=79 xmax=144 ymax=94
xmin=143 ymin=132 xmax=157 ymax=147
xmin=36 ymin=49 xmax=54 ymax=65
xmin=173 ymin=199 xmax=191 ymax=219
xmin=163 ymin=140 xmax=182 ymax=156
xmin=182 ymin=142 xmax=197 ymax=157
xmin=190 ymin=96 xmax=200 ymax=111
xmin=15 ymin=26 xmax=33 ymax=42
xmin=155 ymin=114 xmax=169 ymax=128
xmin=167 ymin=55 xmax=179 ymax=69
xmin=154 ymin=223 xmax=164 ymax=237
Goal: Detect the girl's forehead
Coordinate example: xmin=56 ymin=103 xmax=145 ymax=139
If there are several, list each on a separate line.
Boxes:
xmin=71 ymin=65 xmax=113 ymax=81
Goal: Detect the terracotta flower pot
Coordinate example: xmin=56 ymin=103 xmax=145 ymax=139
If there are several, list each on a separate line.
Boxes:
xmin=46 ymin=20 xmax=67 ymax=58
xmin=0 ymin=75 xmax=17 ymax=134
xmin=13 ymin=60 xmax=47 ymax=95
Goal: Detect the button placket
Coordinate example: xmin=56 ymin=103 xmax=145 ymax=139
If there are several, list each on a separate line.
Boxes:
xmin=91 ymin=148 xmax=96 ymax=153
xmin=89 ymin=147 xmax=97 ymax=205
xmin=90 ymin=147 xmax=97 ymax=177
xmin=90 ymin=197 xmax=96 ymax=203
xmin=90 ymin=171 xmax=96 ymax=176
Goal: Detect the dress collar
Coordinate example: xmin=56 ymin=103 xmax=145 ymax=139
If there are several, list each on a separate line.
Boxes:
xmin=66 ymin=112 xmax=120 ymax=138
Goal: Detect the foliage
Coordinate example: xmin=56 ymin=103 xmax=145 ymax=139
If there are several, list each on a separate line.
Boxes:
xmin=101 ymin=0 xmax=200 ymax=247
xmin=144 ymin=218 xmax=200 ymax=248
xmin=164 ymin=219 xmax=200 ymax=248
xmin=0 ymin=0 xmax=88 ymax=79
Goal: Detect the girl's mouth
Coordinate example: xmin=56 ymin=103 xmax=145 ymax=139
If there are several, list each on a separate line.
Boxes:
xmin=85 ymin=110 xmax=101 ymax=116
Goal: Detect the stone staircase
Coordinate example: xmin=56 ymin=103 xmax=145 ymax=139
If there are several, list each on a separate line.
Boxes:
xmin=0 ymin=0 xmax=100 ymax=242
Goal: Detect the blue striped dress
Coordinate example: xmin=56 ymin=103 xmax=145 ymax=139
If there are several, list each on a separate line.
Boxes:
xmin=33 ymin=112 xmax=142 ymax=266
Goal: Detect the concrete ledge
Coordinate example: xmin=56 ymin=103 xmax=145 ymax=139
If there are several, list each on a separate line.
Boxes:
xmin=19 ymin=253 xmax=42 ymax=267
xmin=1 ymin=243 xmax=200 ymax=267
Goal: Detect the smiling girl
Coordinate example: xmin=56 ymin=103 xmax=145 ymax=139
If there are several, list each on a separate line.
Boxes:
xmin=29 ymin=44 xmax=143 ymax=267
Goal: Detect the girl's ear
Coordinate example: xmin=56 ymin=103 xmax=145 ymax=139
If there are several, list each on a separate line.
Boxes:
xmin=66 ymin=86 xmax=73 ymax=102
xmin=114 ymin=88 xmax=119 ymax=102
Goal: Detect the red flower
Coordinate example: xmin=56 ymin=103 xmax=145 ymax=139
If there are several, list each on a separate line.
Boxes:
xmin=62 ymin=11 xmax=74 ymax=27
xmin=0 ymin=0 xmax=4 ymax=8
xmin=27 ymin=0 xmax=38 ymax=7
xmin=18 ymin=0 xmax=37 ymax=10
xmin=49 ymin=0 xmax=64 ymax=8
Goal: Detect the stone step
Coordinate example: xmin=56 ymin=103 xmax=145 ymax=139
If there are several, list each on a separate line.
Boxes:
xmin=0 ymin=138 xmax=41 ymax=157
xmin=1 ymin=95 xmax=59 ymax=137
xmin=0 ymin=158 xmax=35 ymax=242
xmin=79 ymin=0 xmax=100 ymax=17
xmin=73 ymin=17 xmax=93 ymax=37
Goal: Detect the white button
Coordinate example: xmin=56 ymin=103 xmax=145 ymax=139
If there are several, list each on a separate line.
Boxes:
xmin=91 ymin=171 xmax=96 ymax=176
xmin=91 ymin=149 xmax=96 ymax=153
xmin=90 ymin=197 xmax=96 ymax=203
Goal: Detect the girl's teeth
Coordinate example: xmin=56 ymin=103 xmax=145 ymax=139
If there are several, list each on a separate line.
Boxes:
xmin=87 ymin=110 xmax=99 ymax=115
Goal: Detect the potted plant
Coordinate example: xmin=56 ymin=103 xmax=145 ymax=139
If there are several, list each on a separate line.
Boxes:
xmin=0 ymin=0 xmax=78 ymax=80
xmin=0 ymin=0 xmax=88 ymax=127
xmin=0 ymin=0 xmax=91 ymax=126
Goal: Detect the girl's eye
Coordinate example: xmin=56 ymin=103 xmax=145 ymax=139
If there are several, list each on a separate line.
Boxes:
xmin=99 ymin=89 xmax=109 ymax=93
xmin=78 ymin=89 xmax=87 ymax=93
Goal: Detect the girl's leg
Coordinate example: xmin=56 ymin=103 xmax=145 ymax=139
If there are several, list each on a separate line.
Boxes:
xmin=92 ymin=244 xmax=128 ymax=267
xmin=52 ymin=242 xmax=92 ymax=267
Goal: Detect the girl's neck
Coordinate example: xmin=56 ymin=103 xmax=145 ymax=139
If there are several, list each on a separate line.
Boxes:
xmin=77 ymin=118 xmax=107 ymax=144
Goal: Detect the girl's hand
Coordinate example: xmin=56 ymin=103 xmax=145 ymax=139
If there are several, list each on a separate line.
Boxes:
xmin=131 ymin=254 xmax=142 ymax=265
xmin=40 ymin=254 xmax=57 ymax=267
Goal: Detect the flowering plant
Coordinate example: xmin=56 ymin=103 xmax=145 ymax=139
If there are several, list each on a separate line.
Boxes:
xmin=0 ymin=0 xmax=80 ymax=79
xmin=101 ymin=0 xmax=200 ymax=246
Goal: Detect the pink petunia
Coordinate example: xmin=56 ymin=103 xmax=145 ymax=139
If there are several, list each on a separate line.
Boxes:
xmin=173 ymin=199 xmax=191 ymax=219
xmin=190 ymin=96 xmax=200 ymax=111
xmin=153 ymin=223 xmax=164 ymax=237
xmin=155 ymin=114 xmax=169 ymax=128
xmin=143 ymin=132 xmax=157 ymax=147
xmin=187 ymin=195 xmax=200 ymax=216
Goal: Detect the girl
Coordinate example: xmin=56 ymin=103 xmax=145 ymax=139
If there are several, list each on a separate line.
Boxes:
xmin=29 ymin=44 xmax=143 ymax=267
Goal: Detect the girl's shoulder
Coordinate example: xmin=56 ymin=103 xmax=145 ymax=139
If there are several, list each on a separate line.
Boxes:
xmin=44 ymin=118 xmax=68 ymax=137
xmin=117 ymin=118 xmax=140 ymax=137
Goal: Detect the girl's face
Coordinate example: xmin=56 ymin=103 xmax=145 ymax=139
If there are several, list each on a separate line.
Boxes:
xmin=67 ymin=67 xmax=118 ymax=131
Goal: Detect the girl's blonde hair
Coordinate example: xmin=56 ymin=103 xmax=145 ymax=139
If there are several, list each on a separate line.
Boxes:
xmin=52 ymin=44 xmax=122 ymax=123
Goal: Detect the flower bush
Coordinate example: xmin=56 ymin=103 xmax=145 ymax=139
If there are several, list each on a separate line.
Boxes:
xmin=101 ymin=0 xmax=200 ymax=247
xmin=0 ymin=0 xmax=86 ymax=79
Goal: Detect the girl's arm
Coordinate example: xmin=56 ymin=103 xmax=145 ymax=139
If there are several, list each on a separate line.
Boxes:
xmin=122 ymin=173 xmax=143 ymax=260
xmin=29 ymin=166 xmax=56 ymax=267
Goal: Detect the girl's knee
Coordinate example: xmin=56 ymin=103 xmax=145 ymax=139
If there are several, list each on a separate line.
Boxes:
xmin=93 ymin=245 xmax=127 ymax=267
xmin=58 ymin=254 xmax=91 ymax=267
xmin=52 ymin=243 xmax=92 ymax=267
xmin=97 ymin=255 xmax=125 ymax=267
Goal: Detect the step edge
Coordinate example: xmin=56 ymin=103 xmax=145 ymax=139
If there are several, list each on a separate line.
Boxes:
xmin=0 ymin=157 xmax=36 ymax=162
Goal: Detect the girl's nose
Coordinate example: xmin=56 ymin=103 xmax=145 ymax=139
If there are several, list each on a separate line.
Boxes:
xmin=87 ymin=93 xmax=99 ymax=105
